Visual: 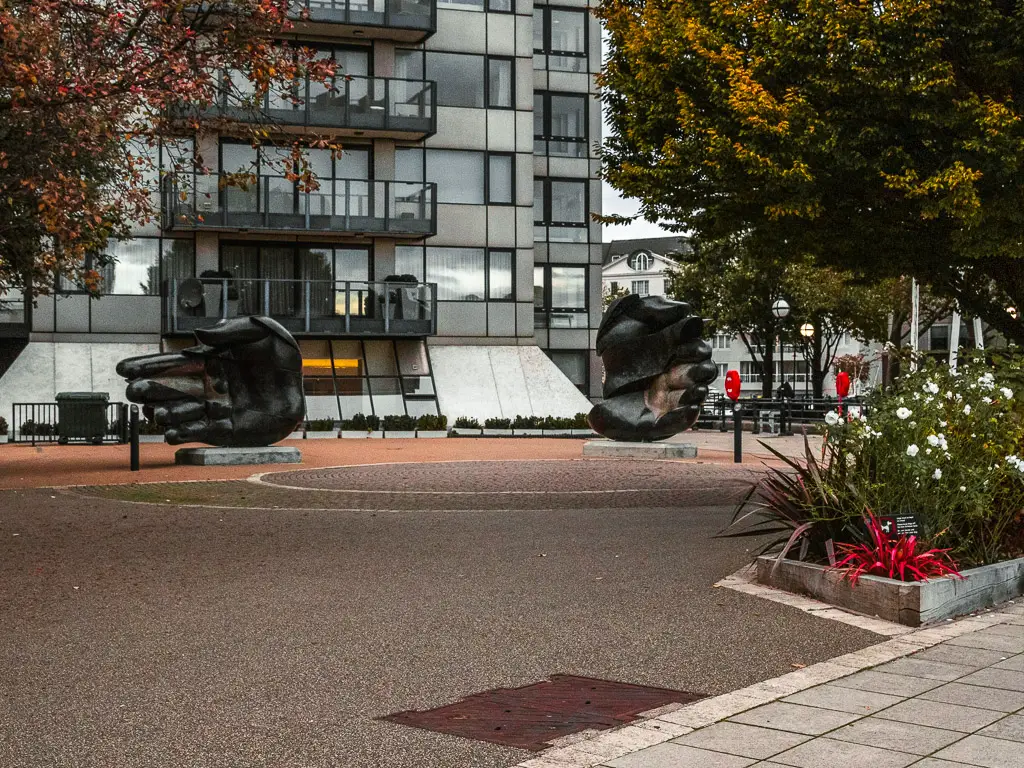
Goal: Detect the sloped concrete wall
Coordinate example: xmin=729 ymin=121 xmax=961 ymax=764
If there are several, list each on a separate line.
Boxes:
xmin=429 ymin=345 xmax=593 ymax=420
xmin=0 ymin=342 xmax=158 ymax=424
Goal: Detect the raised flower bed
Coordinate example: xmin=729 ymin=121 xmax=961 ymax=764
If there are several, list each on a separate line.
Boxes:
xmin=726 ymin=352 xmax=1024 ymax=625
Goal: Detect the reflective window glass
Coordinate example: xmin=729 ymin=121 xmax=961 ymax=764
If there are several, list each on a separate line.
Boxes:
xmin=426 ymin=247 xmax=486 ymax=301
xmin=488 ymin=250 xmax=513 ymax=300
xmin=426 ymin=53 xmax=485 ymax=108
xmin=488 ymin=154 xmax=513 ymax=204
xmin=426 ymin=150 xmax=484 ymax=204
xmin=486 ymin=57 xmax=513 ymax=108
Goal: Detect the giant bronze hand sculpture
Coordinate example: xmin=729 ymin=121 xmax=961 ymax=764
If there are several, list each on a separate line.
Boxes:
xmin=588 ymin=295 xmax=717 ymax=442
xmin=116 ymin=316 xmax=304 ymax=447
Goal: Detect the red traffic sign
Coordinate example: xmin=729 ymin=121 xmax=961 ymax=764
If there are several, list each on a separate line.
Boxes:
xmin=836 ymin=371 xmax=851 ymax=398
xmin=725 ymin=370 xmax=741 ymax=401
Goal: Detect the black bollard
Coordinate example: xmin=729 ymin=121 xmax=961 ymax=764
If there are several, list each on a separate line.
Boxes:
xmin=130 ymin=404 xmax=140 ymax=472
xmin=733 ymin=402 xmax=743 ymax=463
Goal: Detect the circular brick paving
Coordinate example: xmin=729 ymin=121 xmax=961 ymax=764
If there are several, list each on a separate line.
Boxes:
xmin=256 ymin=459 xmax=764 ymax=509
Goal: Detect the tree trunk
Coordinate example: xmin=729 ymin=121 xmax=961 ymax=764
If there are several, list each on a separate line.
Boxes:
xmin=761 ymin=345 xmax=774 ymax=399
xmin=811 ymin=329 xmax=826 ymax=399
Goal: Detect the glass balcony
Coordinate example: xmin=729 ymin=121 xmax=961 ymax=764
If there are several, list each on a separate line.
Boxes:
xmin=0 ymin=289 xmax=28 ymax=336
xmin=162 ymin=174 xmax=436 ymax=238
xmin=291 ymin=0 xmax=435 ymax=41
xmin=203 ymin=76 xmax=436 ymax=139
xmin=164 ymin=278 xmax=437 ymax=337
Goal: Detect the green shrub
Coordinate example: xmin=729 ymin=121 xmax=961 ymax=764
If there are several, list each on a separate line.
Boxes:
xmin=453 ymin=416 xmax=481 ymax=429
xmin=383 ymin=414 xmax=417 ymax=431
xmin=306 ymin=418 xmax=335 ymax=432
xmin=139 ymin=419 xmax=164 ymax=435
xmin=0 ymin=416 xmax=8 ymax=435
xmin=512 ymin=414 xmax=542 ymax=429
xmin=340 ymin=413 xmax=380 ymax=431
xmin=484 ymin=417 xmax=512 ymax=429
xmin=571 ymin=412 xmax=592 ymax=429
xmin=416 ymin=414 xmax=448 ymax=431
xmin=540 ymin=415 xmax=573 ymax=430
xmin=20 ymin=420 xmax=55 ymax=436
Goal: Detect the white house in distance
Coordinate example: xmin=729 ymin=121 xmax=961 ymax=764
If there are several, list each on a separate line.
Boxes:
xmin=602 ymin=236 xmax=868 ymax=398
xmin=601 ymin=236 xmax=687 ymax=300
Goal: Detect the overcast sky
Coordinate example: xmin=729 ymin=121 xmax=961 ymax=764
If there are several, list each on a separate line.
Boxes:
xmin=597 ymin=32 xmax=679 ymax=245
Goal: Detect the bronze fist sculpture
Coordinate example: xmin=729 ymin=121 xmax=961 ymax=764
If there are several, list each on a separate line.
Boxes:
xmin=116 ymin=316 xmax=304 ymax=447
xmin=588 ymin=295 xmax=717 ymax=442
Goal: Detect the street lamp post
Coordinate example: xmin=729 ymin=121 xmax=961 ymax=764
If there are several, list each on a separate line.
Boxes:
xmin=771 ymin=298 xmax=791 ymax=434
xmin=800 ymin=323 xmax=815 ymax=400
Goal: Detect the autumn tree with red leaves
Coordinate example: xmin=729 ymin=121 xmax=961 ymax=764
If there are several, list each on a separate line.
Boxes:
xmin=0 ymin=0 xmax=336 ymax=296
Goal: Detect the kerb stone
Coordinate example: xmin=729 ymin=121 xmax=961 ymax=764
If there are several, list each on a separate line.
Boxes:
xmin=582 ymin=440 xmax=697 ymax=459
xmin=174 ymin=446 xmax=302 ymax=466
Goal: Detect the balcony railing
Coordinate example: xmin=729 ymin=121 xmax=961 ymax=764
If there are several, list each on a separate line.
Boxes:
xmin=292 ymin=0 xmax=436 ymax=40
xmin=196 ymin=76 xmax=435 ymax=138
xmin=0 ymin=292 xmax=28 ymax=336
xmin=164 ymin=278 xmax=437 ymax=337
xmin=162 ymin=175 xmax=436 ymax=237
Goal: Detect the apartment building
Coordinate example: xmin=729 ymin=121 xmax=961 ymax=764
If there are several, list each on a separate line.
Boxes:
xmin=0 ymin=0 xmax=603 ymax=422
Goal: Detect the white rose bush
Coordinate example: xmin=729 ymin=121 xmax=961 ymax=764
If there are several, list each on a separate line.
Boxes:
xmin=822 ymin=354 xmax=1024 ymax=566
xmin=725 ymin=353 xmax=1024 ymax=573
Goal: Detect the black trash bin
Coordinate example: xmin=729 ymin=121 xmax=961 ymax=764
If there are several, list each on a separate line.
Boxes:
xmin=56 ymin=392 xmax=109 ymax=445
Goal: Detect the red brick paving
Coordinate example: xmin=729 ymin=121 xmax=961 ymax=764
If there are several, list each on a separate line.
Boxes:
xmin=0 ymin=436 xmax=783 ymax=490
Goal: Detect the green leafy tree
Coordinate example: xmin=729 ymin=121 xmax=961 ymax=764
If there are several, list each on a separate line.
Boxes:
xmin=598 ymin=0 xmax=1024 ymax=343
xmin=667 ymin=237 xmax=902 ymax=397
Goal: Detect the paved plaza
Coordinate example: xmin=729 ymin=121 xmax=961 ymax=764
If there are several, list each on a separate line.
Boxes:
xmin=523 ymin=608 xmax=1024 ymax=768
xmin=3 ymin=435 xmax=1015 ymax=768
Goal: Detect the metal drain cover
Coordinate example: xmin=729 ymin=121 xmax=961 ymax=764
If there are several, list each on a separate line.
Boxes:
xmin=380 ymin=674 xmax=704 ymax=751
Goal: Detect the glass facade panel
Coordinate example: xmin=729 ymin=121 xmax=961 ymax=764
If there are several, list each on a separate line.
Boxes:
xmin=426 ymin=52 xmax=484 ymax=108
xmin=426 ymin=247 xmax=485 ymax=301
xmin=396 ymin=339 xmax=431 ymax=375
xmin=369 ymin=376 xmax=405 ymax=416
xmin=486 ymin=57 xmax=513 ymax=108
xmin=547 ymin=350 xmax=588 ymax=393
xmin=395 ymin=245 xmax=425 ymax=282
xmin=551 ymin=266 xmax=586 ymax=309
xmin=488 ymin=250 xmax=513 ymax=300
xmin=550 ymin=180 xmax=586 ymax=223
xmin=364 ymin=339 xmax=399 ymax=376
xmin=98 ymin=239 xmax=161 ymax=295
xmin=488 ymin=154 xmax=513 ymax=204
xmin=426 ymin=150 xmax=484 ymax=204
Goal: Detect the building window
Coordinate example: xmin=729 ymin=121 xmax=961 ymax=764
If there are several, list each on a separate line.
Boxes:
xmin=486 ymin=57 xmax=514 ymax=109
xmin=218 ymin=140 xmax=371 ymax=217
xmin=929 ymin=324 xmax=950 ymax=352
xmin=711 ymin=333 xmax=731 ymax=350
xmin=487 ymin=0 xmax=513 ymax=11
xmin=61 ymin=236 xmax=195 ymax=296
xmin=401 ymin=247 xmax=515 ymax=301
xmin=534 ymin=7 xmax=588 ymax=73
xmin=488 ymin=250 xmax=514 ymax=300
xmin=426 ymin=52 xmax=485 ymax=108
xmin=487 ymin=153 xmax=514 ymax=205
xmin=534 ymin=92 xmax=587 ymax=158
xmin=437 ymin=0 xmax=484 ymax=12
xmin=630 ymin=280 xmax=649 ymax=297
xmin=627 ymin=251 xmax=651 ymax=271
xmin=218 ymin=242 xmax=372 ymax=317
xmin=425 ymin=150 xmax=484 ymax=204
xmin=546 ymin=350 xmax=588 ymax=394
xmin=534 ymin=177 xmax=588 ymax=243
xmin=535 ymin=264 xmax=587 ymax=328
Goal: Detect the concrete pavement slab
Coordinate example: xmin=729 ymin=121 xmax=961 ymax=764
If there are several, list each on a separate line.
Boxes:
xmin=780 ymin=683 xmax=904 ymax=715
xmin=934 ymin=734 xmax=1024 ymax=768
xmin=829 ymin=670 xmax=944 ymax=697
xmin=825 ymin=716 xmax=963 ymax=755
xmin=767 ymin=737 xmax=919 ymax=768
xmin=727 ymin=702 xmax=863 ymax=735
xmin=669 ymin=722 xmax=810 ymax=760
xmin=919 ymin=681 xmax=1024 ymax=711
xmin=604 ymin=742 xmax=756 ymax=768
xmin=873 ymin=699 xmax=1005 ymax=732
xmin=978 ymin=714 xmax=1024 ymax=742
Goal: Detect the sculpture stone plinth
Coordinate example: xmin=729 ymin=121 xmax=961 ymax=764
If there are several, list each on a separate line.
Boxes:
xmin=582 ymin=440 xmax=697 ymax=459
xmin=175 ymin=446 xmax=301 ymax=466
